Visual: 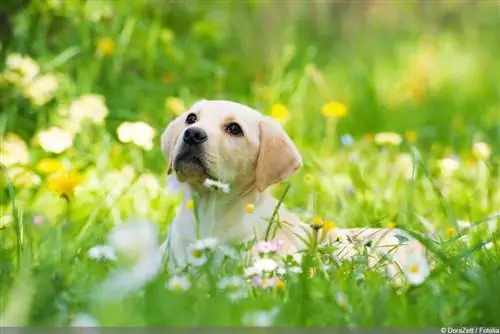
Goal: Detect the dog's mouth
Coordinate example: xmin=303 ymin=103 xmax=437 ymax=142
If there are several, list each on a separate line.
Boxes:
xmin=173 ymin=150 xmax=211 ymax=183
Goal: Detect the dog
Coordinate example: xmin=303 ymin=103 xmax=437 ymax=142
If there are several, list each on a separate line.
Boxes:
xmin=161 ymin=100 xmax=429 ymax=282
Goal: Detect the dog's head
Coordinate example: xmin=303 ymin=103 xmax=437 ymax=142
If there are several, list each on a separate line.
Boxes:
xmin=161 ymin=100 xmax=302 ymax=193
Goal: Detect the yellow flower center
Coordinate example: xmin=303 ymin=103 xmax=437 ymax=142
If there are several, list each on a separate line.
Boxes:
xmin=304 ymin=173 xmax=313 ymax=183
xmin=96 ymin=37 xmax=116 ymax=56
xmin=245 ymin=203 xmax=255 ymax=214
xmin=186 ymin=199 xmax=194 ymax=210
xmin=404 ymin=130 xmax=418 ymax=143
xmin=97 ymin=37 xmax=116 ymax=56
xmin=227 ymin=284 xmax=239 ymax=293
xmin=311 ymin=216 xmax=324 ymax=228
xmin=445 ymin=227 xmax=456 ymax=237
xmin=191 ymin=249 xmax=203 ymax=258
xmin=409 ymin=264 xmax=419 ymax=273
xmin=275 ymin=279 xmax=285 ymax=289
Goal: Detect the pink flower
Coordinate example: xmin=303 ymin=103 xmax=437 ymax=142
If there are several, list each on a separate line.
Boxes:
xmin=253 ymin=240 xmax=285 ymax=256
xmin=33 ymin=214 xmax=44 ymax=225
xmin=250 ymin=275 xmax=280 ymax=289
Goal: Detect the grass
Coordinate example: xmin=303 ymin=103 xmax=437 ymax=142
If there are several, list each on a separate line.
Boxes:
xmin=1 ymin=0 xmax=500 ymax=327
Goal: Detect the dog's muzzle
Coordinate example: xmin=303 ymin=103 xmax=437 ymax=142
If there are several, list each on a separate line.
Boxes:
xmin=173 ymin=127 xmax=209 ymax=182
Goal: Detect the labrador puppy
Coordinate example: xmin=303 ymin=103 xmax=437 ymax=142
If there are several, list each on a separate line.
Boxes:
xmin=161 ymin=100 xmax=429 ymax=281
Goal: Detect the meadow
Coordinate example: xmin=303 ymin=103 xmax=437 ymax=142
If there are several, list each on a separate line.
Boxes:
xmin=0 ymin=0 xmax=499 ymax=327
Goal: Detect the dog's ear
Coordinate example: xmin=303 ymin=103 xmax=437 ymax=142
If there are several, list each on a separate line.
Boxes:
xmin=255 ymin=116 xmax=302 ymax=192
xmin=161 ymin=116 xmax=185 ymax=175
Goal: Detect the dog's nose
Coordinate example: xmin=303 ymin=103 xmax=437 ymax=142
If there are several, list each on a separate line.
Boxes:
xmin=183 ymin=127 xmax=207 ymax=146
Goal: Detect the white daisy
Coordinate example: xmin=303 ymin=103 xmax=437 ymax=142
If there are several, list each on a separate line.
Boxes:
xmin=289 ymin=266 xmax=303 ymax=274
xmin=218 ymin=245 xmax=239 ymax=260
xmin=244 ymin=266 xmax=259 ymax=277
xmin=23 ymin=74 xmax=58 ymax=106
xmin=203 ymin=178 xmax=230 ymax=193
xmin=108 ymin=220 xmax=159 ymax=260
xmin=291 ymin=252 xmax=303 ymax=265
xmin=401 ymin=254 xmax=431 ymax=285
xmin=335 ymin=291 xmax=350 ymax=310
xmin=396 ymin=153 xmax=415 ymax=180
xmin=217 ymin=276 xmax=248 ymax=301
xmin=472 ymin=141 xmax=491 ymax=160
xmin=438 ymin=157 xmax=460 ymax=176
xmin=36 ymin=127 xmax=73 ymax=154
xmin=69 ymin=94 xmax=109 ymax=126
xmin=457 ymin=220 xmax=472 ymax=230
xmin=251 ymin=258 xmax=278 ymax=274
xmin=70 ymin=313 xmax=99 ymax=327
xmin=0 ymin=133 xmax=29 ymax=167
xmin=136 ymin=173 xmax=161 ymax=198
xmin=242 ymin=308 xmax=280 ymax=327
xmin=166 ymin=275 xmax=191 ymax=292
xmin=117 ymin=121 xmax=156 ymax=151
xmin=5 ymin=53 xmax=39 ymax=84
xmin=374 ymin=132 xmax=402 ymax=146
xmin=88 ymin=245 xmax=116 ymax=261
xmin=199 ymin=237 xmax=219 ymax=250
xmin=186 ymin=240 xmax=214 ymax=267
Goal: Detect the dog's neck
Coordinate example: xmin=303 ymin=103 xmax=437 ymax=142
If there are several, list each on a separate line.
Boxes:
xmin=179 ymin=182 xmax=269 ymax=241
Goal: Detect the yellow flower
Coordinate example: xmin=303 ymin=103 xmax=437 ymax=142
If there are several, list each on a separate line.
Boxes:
xmin=165 ymin=97 xmax=186 ymax=116
xmin=363 ymin=133 xmax=374 ymax=141
xmin=186 ymin=199 xmax=194 ymax=210
xmin=275 ymin=279 xmax=285 ymax=289
xmin=270 ymin=103 xmax=289 ymax=124
xmin=405 ymin=130 xmax=418 ymax=143
xmin=304 ymin=173 xmax=313 ymax=183
xmin=96 ymin=37 xmax=116 ymax=56
xmin=387 ymin=223 xmax=396 ymax=229
xmin=445 ymin=227 xmax=456 ymax=237
xmin=245 ymin=203 xmax=255 ymax=214
xmin=321 ymin=101 xmax=348 ymax=118
xmin=36 ymin=158 xmax=66 ymax=174
xmin=48 ymin=171 xmax=82 ymax=198
xmin=374 ymin=132 xmax=403 ymax=146
xmin=311 ymin=216 xmax=324 ymax=229
xmin=322 ymin=219 xmax=335 ymax=233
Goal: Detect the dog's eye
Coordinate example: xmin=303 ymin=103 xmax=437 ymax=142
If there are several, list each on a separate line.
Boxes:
xmin=225 ymin=122 xmax=243 ymax=136
xmin=185 ymin=113 xmax=197 ymax=125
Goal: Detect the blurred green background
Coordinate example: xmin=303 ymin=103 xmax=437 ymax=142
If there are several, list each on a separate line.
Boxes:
xmin=1 ymin=0 xmax=499 ymax=155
